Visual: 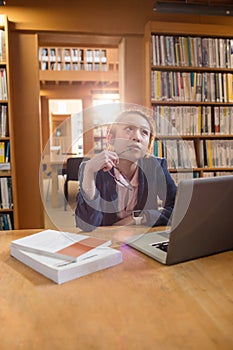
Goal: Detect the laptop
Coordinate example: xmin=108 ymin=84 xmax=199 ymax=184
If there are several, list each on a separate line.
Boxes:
xmin=126 ymin=175 xmax=233 ymax=265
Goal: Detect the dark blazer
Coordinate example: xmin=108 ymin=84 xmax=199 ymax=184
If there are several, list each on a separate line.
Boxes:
xmin=75 ymin=156 xmax=177 ymax=232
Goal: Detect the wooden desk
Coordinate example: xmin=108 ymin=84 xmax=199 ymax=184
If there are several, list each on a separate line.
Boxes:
xmin=0 ymin=228 xmax=233 ymax=350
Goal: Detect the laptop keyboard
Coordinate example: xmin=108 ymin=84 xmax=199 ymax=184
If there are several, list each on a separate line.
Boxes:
xmin=152 ymin=242 xmax=169 ymax=252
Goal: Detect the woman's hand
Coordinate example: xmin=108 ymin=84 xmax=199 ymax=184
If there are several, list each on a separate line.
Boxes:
xmin=85 ymin=150 xmax=119 ymax=174
xmin=82 ymin=150 xmax=118 ymax=200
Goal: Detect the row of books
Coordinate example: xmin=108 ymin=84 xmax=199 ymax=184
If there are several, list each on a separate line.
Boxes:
xmin=0 ymin=24 xmax=12 ymax=230
xmin=170 ymin=172 xmax=195 ymax=185
xmin=0 ymin=213 xmax=13 ymax=230
xmin=151 ymin=71 xmax=233 ymax=102
xmin=153 ymin=105 xmax=233 ymax=136
xmin=0 ymin=68 xmax=7 ymax=100
xmin=151 ymin=35 xmax=233 ymax=68
xmin=0 ymin=104 xmax=8 ymax=137
xmin=154 ymin=139 xmax=233 ymax=169
xmin=170 ymin=170 xmax=233 ymax=185
xmin=41 ymin=61 xmax=108 ymax=72
xmin=0 ymin=177 xmax=13 ymax=209
xmin=201 ymin=171 xmax=233 ymax=178
xmin=39 ymin=47 xmax=107 ymax=65
xmin=154 ymin=139 xmax=197 ymax=168
xmin=0 ymin=29 xmax=6 ymax=62
xmin=0 ymin=140 xmax=10 ymax=163
xmin=40 ymin=48 xmax=107 ymax=63
xmin=200 ymin=139 xmax=233 ymax=168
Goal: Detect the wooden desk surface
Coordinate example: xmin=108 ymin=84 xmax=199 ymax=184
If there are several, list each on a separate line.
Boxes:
xmin=0 ymin=228 xmax=232 ymax=350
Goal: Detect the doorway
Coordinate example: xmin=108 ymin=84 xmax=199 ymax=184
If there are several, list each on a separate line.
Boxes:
xmin=38 ymin=34 xmax=121 ymax=229
xmin=48 ymin=99 xmax=83 ymax=156
xmin=39 ymin=40 xmax=120 ymax=155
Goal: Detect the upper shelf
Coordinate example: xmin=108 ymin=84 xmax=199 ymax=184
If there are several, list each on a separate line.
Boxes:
xmin=39 ymin=46 xmax=119 ymax=85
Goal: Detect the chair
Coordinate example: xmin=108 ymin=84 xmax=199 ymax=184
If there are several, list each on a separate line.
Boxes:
xmin=42 ymin=163 xmax=52 ymax=201
xmin=64 ymin=157 xmax=84 ymax=210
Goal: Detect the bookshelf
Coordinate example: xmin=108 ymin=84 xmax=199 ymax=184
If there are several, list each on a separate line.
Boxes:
xmin=39 ymin=46 xmax=118 ymax=83
xmin=145 ymin=21 xmax=233 ymax=182
xmin=39 ymin=45 xmax=119 ymax=157
xmin=93 ymin=124 xmax=108 ymax=153
xmin=0 ymin=15 xmax=17 ymax=230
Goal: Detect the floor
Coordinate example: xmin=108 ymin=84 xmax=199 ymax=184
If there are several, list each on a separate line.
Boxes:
xmin=42 ymin=176 xmax=78 ymax=231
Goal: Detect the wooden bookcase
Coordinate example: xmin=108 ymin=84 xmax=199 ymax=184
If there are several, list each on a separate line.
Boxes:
xmin=0 ymin=15 xmax=18 ymax=230
xmin=93 ymin=124 xmax=108 ymax=153
xmin=39 ymin=45 xmax=119 ymax=157
xmin=39 ymin=46 xmax=119 ymax=83
xmin=145 ymin=21 xmax=233 ymax=182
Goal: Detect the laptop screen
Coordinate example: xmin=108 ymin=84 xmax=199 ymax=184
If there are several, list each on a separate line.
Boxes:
xmin=167 ymin=175 xmax=233 ymax=264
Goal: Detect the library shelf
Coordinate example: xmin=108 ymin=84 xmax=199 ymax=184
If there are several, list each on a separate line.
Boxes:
xmin=0 ymin=15 xmax=18 ymax=230
xmin=38 ymin=46 xmax=119 ymax=83
xmin=145 ymin=21 xmax=233 ymax=182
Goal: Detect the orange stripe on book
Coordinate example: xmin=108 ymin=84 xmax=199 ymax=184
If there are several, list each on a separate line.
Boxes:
xmin=56 ymin=237 xmax=108 ymax=258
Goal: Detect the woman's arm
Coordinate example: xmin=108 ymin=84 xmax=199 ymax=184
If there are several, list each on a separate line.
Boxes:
xmin=75 ymin=161 xmax=104 ymax=231
xmin=75 ymin=151 xmax=119 ymax=231
xmin=142 ymin=157 xmax=177 ymax=227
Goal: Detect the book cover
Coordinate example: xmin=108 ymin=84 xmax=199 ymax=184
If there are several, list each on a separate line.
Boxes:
xmin=0 ymin=176 xmax=9 ymax=208
xmin=0 ymin=141 xmax=4 ymax=162
xmin=0 ymin=105 xmax=8 ymax=137
xmin=11 ymin=230 xmax=112 ymax=262
xmin=10 ymin=245 xmax=122 ymax=284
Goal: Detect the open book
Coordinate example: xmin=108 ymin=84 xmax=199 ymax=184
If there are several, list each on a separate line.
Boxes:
xmin=10 ymin=230 xmax=122 ymax=284
xmin=11 ymin=229 xmax=112 ymax=262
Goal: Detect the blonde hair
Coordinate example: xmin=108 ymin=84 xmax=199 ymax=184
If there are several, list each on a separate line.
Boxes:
xmin=107 ymin=109 xmax=155 ymax=155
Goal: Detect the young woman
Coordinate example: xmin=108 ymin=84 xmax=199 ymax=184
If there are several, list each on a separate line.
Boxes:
xmin=75 ymin=110 xmax=177 ymax=231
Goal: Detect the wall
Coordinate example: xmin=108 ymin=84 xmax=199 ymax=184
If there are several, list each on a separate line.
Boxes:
xmin=2 ymin=0 xmax=233 ymax=33
xmin=9 ymin=32 xmax=44 ymax=228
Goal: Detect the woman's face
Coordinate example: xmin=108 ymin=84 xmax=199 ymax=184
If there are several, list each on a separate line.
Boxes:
xmin=111 ymin=113 xmax=151 ymax=161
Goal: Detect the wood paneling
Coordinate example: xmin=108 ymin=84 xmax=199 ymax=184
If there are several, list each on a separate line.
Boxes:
xmin=9 ymin=32 xmax=44 ymax=228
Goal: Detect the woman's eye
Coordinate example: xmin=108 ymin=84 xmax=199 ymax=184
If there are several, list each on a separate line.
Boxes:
xmin=142 ymin=129 xmax=149 ymax=136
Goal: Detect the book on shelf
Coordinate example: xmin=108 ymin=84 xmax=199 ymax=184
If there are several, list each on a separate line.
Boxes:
xmin=10 ymin=230 xmax=123 ymax=284
xmin=0 ymin=29 xmax=6 ymax=62
xmin=0 ymin=162 xmax=10 ymax=170
xmin=11 ymin=229 xmax=113 ymax=262
xmin=199 ymin=139 xmax=233 ymax=168
xmin=0 ymin=104 xmax=8 ymax=137
xmin=0 ymin=68 xmax=7 ymax=100
xmin=0 ymin=213 xmax=13 ymax=230
xmin=0 ymin=140 xmax=4 ymax=162
xmin=0 ymin=140 xmax=10 ymax=163
xmin=0 ymin=177 xmax=12 ymax=209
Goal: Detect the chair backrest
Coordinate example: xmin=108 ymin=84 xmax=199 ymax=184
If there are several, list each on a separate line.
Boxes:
xmin=66 ymin=157 xmax=84 ymax=182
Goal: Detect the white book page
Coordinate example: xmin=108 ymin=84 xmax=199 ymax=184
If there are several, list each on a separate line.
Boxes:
xmin=12 ymin=230 xmax=90 ymax=253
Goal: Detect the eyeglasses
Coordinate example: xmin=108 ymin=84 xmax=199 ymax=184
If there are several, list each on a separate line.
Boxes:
xmin=108 ymin=166 xmax=134 ymax=191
